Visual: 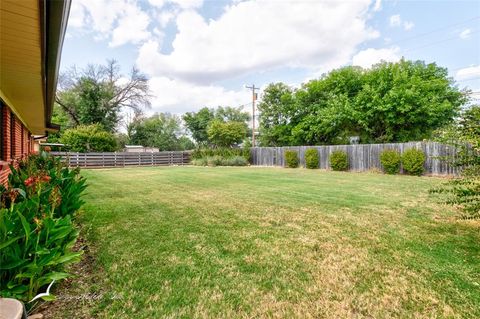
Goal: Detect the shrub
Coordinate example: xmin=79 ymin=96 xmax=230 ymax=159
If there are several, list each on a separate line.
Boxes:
xmin=305 ymin=149 xmax=319 ymax=169
xmin=329 ymin=150 xmax=348 ymax=171
xmin=222 ymin=156 xmax=248 ymax=166
xmin=285 ymin=150 xmax=299 ymax=168
xmin=60 ymin=124 xmax=117 ymax=152
xmin=207 ymin=156 xmax=223 ymax=167
xmin=380 ymin=149 xmax=401 ymax=174
xmin=193 ymin=155 xmax=248 ymax=167
xmin=402 ymin=148 xmax=426 ymax=176
xmin=0 ymin=152 xmax=86 ymax=303
xmin=192 ymin=158 xmax=208 ymax=166
xmin=207 ymin=120 xmax=247 ymax=147
xmin=191 ymin=148 xmax=250 ymax=162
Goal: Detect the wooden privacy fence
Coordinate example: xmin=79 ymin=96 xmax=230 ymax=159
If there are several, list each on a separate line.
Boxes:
xmin=51 ymin=151 xmax=191 ymax=168
xmin=251 ymin=142 xmax=458 ymax=175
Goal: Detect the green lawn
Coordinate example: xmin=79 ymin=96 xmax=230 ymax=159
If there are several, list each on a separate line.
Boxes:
xmin=50 ymin=167 xmax=479 ymax=318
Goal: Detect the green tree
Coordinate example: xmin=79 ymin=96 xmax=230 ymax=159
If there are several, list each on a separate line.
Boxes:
xmin=259 ymin=60 xmax=467 ymax=145
xmin=183 ymin=107 xmax=215 ymax=145
xmin=215 ymin=106 xmax=250 ymax=123
xmin=257 ymin=83 xmax=297 ymax=146
xmin=183 ymin=106 xmax=250 ymax=145
xmin=207 ymin=120 xmax=247 ymax=147
xmin=353 ymin=60 xmax=465 ymax=142
xmin=177 ymin=136 xmax=196 ymax=150
xmin=60 ymin=124 xmax=117 ymax=152
xmin=128 ymin=113 xmax=193 ymax=151
xmin=55 ymin=60 xmax=151 ymax=132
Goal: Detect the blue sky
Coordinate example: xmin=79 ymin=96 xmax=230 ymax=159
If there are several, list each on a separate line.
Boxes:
xmin=61 ymin=0 xmax=480 ymax=115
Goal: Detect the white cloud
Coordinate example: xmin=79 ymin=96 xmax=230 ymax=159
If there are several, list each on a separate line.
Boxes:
xmin=373 ymin=0 xmax=382 ymax=12
xmin=170 ymin=0 xmax=204 ymax=9
xmin=456 ymin=65 xmax=480 ymax=81
xmin=352 ymin=47 xmax=400 ymax=68
xmin=460 ymin=28 xmax=472 ymax=39
xmin=403 ymin=21 xmax=414 ymax=31
xmin=389 ymin=15 xmax=401 ymax=27
xmin=148 ymin=76 xmax=246 ymax=114
xmin=136 ymin=0 xmax=379 ymax=84
xmin=148 ymin=0 xmax=203 ymax=9
xmin=70 ymin=0 xmax=151 ymax=47
xmin=389 ymin=14 xmax=414 ymax=31
xmin=68 ymin=0 xmax=86 ymax=28
xmin=110 ymin=4 xmax=151 ymax=47
xmin=148 ymin=0 xmax=166 ymax=8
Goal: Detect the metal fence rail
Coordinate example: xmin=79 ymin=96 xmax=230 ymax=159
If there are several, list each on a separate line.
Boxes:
xmin=251 ymin=142 xmax=458 ymax=175
xmin=51 ymin=151 xmax=191 ymax=168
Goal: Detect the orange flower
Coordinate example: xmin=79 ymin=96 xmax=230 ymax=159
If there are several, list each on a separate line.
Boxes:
xmin=24 ymin=176 xmax=36 ymax=187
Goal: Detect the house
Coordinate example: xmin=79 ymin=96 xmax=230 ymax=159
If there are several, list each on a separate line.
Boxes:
xmin=0 ymin=0 xmax=71 ymax=185
xmin=124 ymin=145 xmax=161 ymax=153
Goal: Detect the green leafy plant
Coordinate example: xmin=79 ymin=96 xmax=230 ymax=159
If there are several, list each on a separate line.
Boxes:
xmin=329 ymin=150 xmax=348 ymax=171
xmin=430 ymin=105 xmax=479 ymax=218
xmin=402 ymin=148 xmax=425 ymax=176
xmin=191 ymin=148 xmax=250 ymax=161
xmin=207 ymin=156 xmax=223 ymax=167
xmin=305 ymin=149 xmax=319 ymax=169
xmin=285 ymin=150 xmax=299 ymax=168
xmin=222 ymin=156 xmax=248 ymax=166
xmin=380 ymin=149 xmax=401 ymax=174
xmin=61 ymin=124 xmax=117 ymax=152
xmin=192 ymin=158 xmax=208 ymax=166
xmin=0 ymin=152 xmax=86 ymax=303
xmin=192 ymin=155 xmax=248 ymax=167
xmin=207 ymin=120 xmax=247 ymax=147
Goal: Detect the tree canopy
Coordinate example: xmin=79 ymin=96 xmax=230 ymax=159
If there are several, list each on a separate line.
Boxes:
xmin=207 ymin=120 xmax=247 ymax=147
xmin=60 ymin=124 xmax=117 ymax=152
xmin=258 ymin=59 xmax=467 ymax=146
xmin=128 ymin=113 xmax=194 ymax=151
xmin=55 ymin=60 xmax=151 ymax=132
xmin=183 ymin=106 xmax=250 ymax=146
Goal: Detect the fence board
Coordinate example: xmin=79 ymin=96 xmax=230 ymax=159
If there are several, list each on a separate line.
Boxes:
xmin=51 ymin=151 xmax=191 ymax=168
xmin=250 ymin=142 xmax=457 ymax=175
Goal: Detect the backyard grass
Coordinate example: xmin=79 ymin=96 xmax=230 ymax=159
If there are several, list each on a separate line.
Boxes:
xmin=48 ymin=167 xmax=479 ymax=318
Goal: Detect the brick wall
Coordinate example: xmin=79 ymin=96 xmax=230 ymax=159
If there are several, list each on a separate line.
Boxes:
xmin=0 ymin=103 xmax=35 ymax=186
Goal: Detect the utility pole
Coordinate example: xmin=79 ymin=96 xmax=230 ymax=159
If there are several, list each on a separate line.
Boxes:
xmin=246 ymin=84 xmax=259 ymax=147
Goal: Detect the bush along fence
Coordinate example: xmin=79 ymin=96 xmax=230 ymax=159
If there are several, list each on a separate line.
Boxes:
xmin=250 ymin=142 xmax=458 ymax=175
xmin=50 ymin=151 xmax=191 ymax=168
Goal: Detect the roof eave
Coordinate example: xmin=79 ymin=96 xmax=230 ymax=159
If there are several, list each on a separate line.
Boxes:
xmin=41 ymin=0 xmax=71 ymax=134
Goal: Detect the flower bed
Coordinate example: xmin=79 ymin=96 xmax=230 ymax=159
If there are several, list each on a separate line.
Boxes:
xmin=0 ymin=152 xmax=87 ymax=304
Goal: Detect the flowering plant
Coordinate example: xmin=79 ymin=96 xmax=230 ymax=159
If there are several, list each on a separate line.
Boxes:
xmin=0 ymin=152 xmax=86 ymax=303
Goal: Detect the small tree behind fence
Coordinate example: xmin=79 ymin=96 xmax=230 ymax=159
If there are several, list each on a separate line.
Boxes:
xmin=250 ymin=142 xmax=457 ymax=175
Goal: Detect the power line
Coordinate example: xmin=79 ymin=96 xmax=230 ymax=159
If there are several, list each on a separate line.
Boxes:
xmin=386 ymin=16 xmax=480 ymax=48
xmin=404 ymin=30 xmax=480 ymax=53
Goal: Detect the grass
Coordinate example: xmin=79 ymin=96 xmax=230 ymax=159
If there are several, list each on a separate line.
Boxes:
xmin=48 ymin=167 xmax=479 ymax=318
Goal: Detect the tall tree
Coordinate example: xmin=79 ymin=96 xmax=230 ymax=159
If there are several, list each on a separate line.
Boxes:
xmin=257 ymin=83 xmax=297 ymax=146
xmin=207 ymin=120 xmax=247 ymax=148
xmin=259 ymin=60 xmax=467 ymax=145
xmin=128 ymin=113 xmax=193 ymax=151
xmin=183 ymin=106 xmax=250 ymax=145
xmin=183 ymin=107 xmax=215 ymax=145
xmin=55 ymin=60 xmax=151 ymax=132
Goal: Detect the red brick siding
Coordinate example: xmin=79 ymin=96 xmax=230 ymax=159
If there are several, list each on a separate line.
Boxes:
xmin=0 ymin=104 xmax=36 ymax=186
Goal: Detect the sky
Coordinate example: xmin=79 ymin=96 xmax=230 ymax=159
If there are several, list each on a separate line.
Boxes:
xmin=61 ymin=0 xmax=480 ymax=116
